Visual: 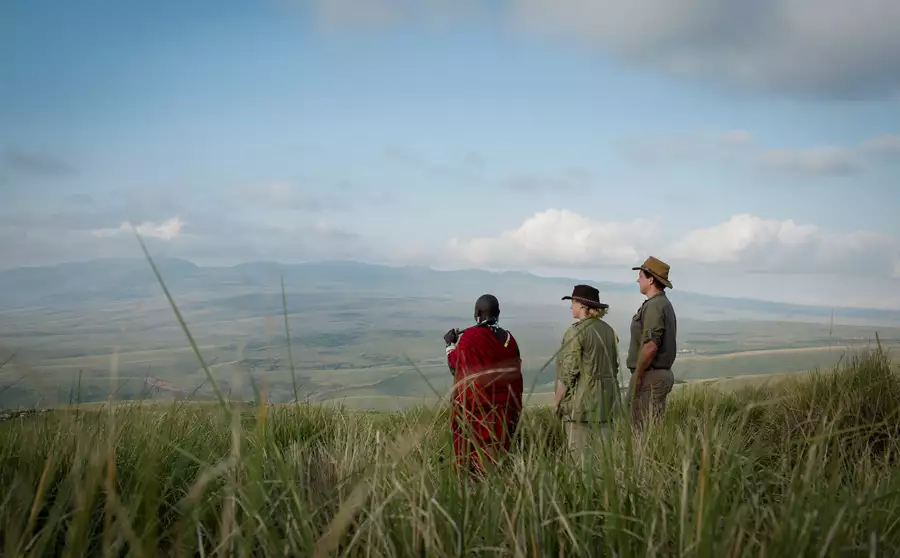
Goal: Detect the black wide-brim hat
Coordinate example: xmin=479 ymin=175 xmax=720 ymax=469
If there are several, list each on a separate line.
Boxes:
xmin=562 ymin=284 xmax=609 ymax=309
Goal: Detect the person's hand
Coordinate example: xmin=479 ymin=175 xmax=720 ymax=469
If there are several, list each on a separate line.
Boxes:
xmin=443 ymin=328 xmax=459 ymax=346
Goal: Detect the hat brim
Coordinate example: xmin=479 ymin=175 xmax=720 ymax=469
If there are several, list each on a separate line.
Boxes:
xmin=562 ymin=296 xmax=609 ymax=309
xmin=633 ymin=266 xmax=673 ymax=289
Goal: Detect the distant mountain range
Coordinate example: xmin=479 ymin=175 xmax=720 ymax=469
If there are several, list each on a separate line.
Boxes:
xmin=2 ymin=258 xmax=899 ymax=326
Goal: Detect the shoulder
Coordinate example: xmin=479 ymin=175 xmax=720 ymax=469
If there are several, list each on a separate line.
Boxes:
xmin=502 ymin=327 xmax=517 ymax=343
xmin=646 ymin=293 xmax=674 ymax=313
xmin=560 ymin=321 xmax=582 ymax=345
xmin=570 ymin=318 xmax=608 ymax=338
xmin=657 ymin=293 xmax=676 ymax=314
xmin=564 ymin=319 xmax=586 ymax=336
xmin=456 ymin=327 xmax=476 ymax=345
xmin=590 ymin=318 xmax=617 ymax=340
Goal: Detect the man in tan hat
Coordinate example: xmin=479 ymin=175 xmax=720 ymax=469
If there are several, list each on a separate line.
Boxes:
xmin=626 ymin=256 xmax=677 ymax=431
xmin=554 ymin=284 xmax=621 ymax=455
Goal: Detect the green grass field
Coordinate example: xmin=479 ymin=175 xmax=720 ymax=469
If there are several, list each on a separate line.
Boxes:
xmin=2 ymin=346 xmax=899 ymax=556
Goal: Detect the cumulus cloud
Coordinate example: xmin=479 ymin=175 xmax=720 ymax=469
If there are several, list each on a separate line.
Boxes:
xmin=670 ymin=214 xmax=898 ymax=275
xmin=92 ymin=217 xmax=185 ymax=241
xmin=447 ymin=208 xmax=658 ymax=268
xmin=670 ymin=214 xmax=817 ymax=264
xmin=447 ymin=210 xmax=899 ymax=277
xmin=309 ymin=0 xmax=900 ymax=97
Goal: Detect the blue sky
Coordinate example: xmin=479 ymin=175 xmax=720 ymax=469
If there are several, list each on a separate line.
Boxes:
xmin=3 ymin=0 xmax=900 ymax=307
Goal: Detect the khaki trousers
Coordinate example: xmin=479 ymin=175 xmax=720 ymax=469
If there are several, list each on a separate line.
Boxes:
xmin=630 ymin=368 xmax=675 ymax=430
xmin=564 ymin=421 xmax=612 ymax=454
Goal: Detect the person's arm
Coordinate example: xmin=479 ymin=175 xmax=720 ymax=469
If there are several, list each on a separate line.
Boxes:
xmin=633 ymin=305 xmax=664 ymax=393
xmin=612 ymin=329 xmax=621 ymax=378
xmin=445 ymin=329 xmax=461 ymax=375
xmin=553 ymin=380 xmax=566 ymax=409
xmin=554 ymin=326 xmax=582 ymax=409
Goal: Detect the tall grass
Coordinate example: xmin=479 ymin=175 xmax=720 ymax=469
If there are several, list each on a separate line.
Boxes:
xmin=1 ymin=347 xmax=899 ymax=556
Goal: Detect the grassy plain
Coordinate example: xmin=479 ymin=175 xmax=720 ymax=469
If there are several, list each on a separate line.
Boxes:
xmin=2 ymin=348 xmax=899 ymax=556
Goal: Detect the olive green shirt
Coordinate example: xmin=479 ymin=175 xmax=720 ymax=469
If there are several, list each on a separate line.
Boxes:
xmin=626 ymin=291 xmax=677 ymax=371
xmin=555 ymin=317 xmax=621 ymax=423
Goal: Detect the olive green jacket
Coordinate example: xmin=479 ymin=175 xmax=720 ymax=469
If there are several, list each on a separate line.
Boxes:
xmin=555 ymin=317 xmax=622 ymax=423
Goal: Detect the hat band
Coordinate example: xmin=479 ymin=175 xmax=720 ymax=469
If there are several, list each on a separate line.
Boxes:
xmin=571 ymin=296 xmax=607 ymax=307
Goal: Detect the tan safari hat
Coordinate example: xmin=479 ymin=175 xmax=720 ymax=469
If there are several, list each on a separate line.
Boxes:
xmin=632 ymin=256 xmax=673 ymax=289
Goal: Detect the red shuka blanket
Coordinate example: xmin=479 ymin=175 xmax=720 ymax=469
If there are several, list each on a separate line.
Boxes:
xmin=447 ymin=325 xmax=523 ymax=477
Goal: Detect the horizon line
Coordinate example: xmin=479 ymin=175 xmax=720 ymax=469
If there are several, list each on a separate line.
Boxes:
xmin=1 ymin=256 xmax=898 ymax=316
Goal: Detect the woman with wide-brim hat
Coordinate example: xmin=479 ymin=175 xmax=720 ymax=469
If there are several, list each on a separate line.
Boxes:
xmin=554 ymin=284 xmax=621 ymax=456
xmin=626 ymin=256 xmax=677 ymax=431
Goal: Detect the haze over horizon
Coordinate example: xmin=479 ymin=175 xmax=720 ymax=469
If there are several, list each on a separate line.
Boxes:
xmin=5 ymin=256 xmax=900 ymax=319
xmin=4 ymin=0 xmax=900 ymax=308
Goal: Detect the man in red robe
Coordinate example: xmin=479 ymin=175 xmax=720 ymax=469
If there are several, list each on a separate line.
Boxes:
xmin=444 ymin=294 xmax=523 ymax=478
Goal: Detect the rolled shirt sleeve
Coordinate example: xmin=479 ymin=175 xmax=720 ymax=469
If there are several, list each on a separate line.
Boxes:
xmin=641 ymin=302 xmax=666 ymax=347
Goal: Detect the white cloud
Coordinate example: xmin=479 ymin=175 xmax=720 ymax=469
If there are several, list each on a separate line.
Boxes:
xmin=92 ymin=217 xmax=184 ymax=241
xmin=670 ymin=214 xmax=817 ymax=264
xmin=447 ymin=209 xmax=658 ymax=268
xmin=669 ymin=214 xmax=898 ymax=275
xmin=447 ymin=210 xmax=899 ymax=278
